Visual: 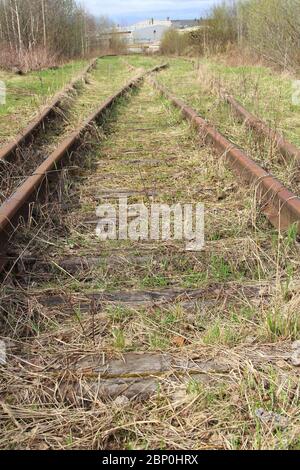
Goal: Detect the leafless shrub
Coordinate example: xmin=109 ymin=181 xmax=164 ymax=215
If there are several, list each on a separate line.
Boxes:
xmin=0 ymin=0 xmax=112 ymax=71
xmin=0 ymin=44 xmax=59 ymax=72
xmin=177 ymin=0 xmax=300 ymax=71
xmin=160 ymin=30 xmax=190 ymax=56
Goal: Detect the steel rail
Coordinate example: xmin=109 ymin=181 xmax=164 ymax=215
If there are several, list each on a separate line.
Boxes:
xmin=0 ymin=58 xmax=98 ymax=163
xmin=224 ymin=93 xmax=300 ymax=164
xmin=150 ymin=78 xmax=300 ymax=233
xmin=0 ymin=63 xmax=168 ymax=269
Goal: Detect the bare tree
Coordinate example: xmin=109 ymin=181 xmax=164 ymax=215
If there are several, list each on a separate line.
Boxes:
xmin=0 ymin=0 xmax=109 ymax=69
xmin=171 ymin=0 xmax=300 ymax=70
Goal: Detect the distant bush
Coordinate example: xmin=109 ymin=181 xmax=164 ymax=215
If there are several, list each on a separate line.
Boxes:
xmin=241 ymin=0 xmax=300 ymax=70
xmin=0 ymin=1 xmax=126 ymax=71
xmin=108 ymin=29 xmax=128 ymax=55
xmin=0 ymin=44 xmax=59 ymax=73
xmin=192 ymin=3 xmax=238 ymax=55
xmin=161 ymin=3 xmax=238 ymax=57
xmin=160 ymin=29 xmax=190 ymax=56
xmin=163 ymin=0 xmax=300 ymax=71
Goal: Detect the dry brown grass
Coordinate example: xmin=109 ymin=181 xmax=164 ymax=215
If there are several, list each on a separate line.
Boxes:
xmin=0 ymin=45 xmax=60 ymax=73
xmin=154 ymin=58 xmax=300 ymax=194
xmin=0 ymin=61 xmax=300 ymax=450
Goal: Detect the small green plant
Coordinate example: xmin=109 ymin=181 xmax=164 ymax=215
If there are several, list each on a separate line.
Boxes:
xmin=203 ymin=322 xmax=221 ymax=345
xmin=74 ymin=307 xmax=84 ymax=323
xmin=30 ymin=321 xmax=40 ymax=335
xmin=211 ymin=255 xmax=232 ymax=281
xmin=187 ymin=379 xmax=202 ymax=395
xmin=230 ymin=305 xmax=257 ymax=323
xmin=203 ymin=322 xmax=239 ymax=346
xmin=282 ymin=263 xmax=294 ymax=300
xmin=183 ymin=271 xmax=207 ymax=288
xmin=141 ymin=275 xmax=169 ymax=288
xmin=149 ymin=333 xmax=169 ymax=350
xmin=112 ymin=328 xmax=126 ymax=349
xmin=230 ymin=435 xmax=242 ymax=450
xmin=161 ymin=311 xmax=178 ymax=326
xmin=108 ymin=305 xmax=133 ymax=322
xmin=285 ymin=223 xmax=298 ymax=248
xmin=265 ymin=309 xmax=300 ymax=341
xmin=209 ymin=232 xmax=222 ymax=241
xmin=66 ymin=432 xmax=73 ymax=447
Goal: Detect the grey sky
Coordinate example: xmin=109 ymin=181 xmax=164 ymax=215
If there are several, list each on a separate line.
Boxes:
xmin=81 ymin=0 xmax=224 ymax=25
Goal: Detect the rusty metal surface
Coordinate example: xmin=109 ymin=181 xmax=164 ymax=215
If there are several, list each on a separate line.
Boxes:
xmin=150 ymin=78 xmax=300 ymax=233
xmin=224 ymin=94 xmax=300 ymax=163
xmin=0 ymin=58 xmax=98 ymax=164
xmin=0 ymin=64 xmax=167 ymax=269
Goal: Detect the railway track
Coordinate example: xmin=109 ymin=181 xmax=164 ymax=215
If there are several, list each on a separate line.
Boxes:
xmin=0 ymin=62 xmax=167 ymax=269
xmin=148 ymin=58 xmax=300 ymax=197
xmin=223 ymin=93 xmax=300 ymax=164
xmin=150 ymin=77 xmax=300 ymax=232
xmin=0 ymin=58 xmax=98 ymax=164
xmin=0 ymin=57 xmax=300 ymax=450
xmin=0 ymin=56 xmax=144 ymax=207
xmin=0 ymin=59 xmax=98 ymax=208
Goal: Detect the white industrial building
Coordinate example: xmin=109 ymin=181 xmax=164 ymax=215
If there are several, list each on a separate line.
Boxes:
xmin=118 ymin=18 xmax=200 ymax=52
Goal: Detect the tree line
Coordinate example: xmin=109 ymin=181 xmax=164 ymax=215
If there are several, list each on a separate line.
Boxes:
xmin=161 ymin=0 xmax=300 ymax=71
xmin=0 ymin=0 xmax=122 ymax=70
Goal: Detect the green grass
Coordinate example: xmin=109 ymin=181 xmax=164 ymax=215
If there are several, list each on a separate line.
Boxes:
xmin=149 ymin=332 xmax=170 ymax=350
xmin=125 ymin=55 xmax=163 ymax=70
xmin=0 ymin=59 xmax=88 ymax=143
xmin=158 ymin=57 xmax=300 ymax=149
xmin=156 ymin=57 xmax=300 ymax=194
xmin=202 ymin=321 xmax=240 ymax=346
xmin=141 ymin=274 xmax=169 ymax=288
xmin=3 ymin=60 xmax=300 ymax=451
xmin=203 ymin=59 xmax=300 ymax=148
xmin=108 ymin=305 xmax=134 ymax=322
xmin=112 ymin=327 xmax=126 ymax=349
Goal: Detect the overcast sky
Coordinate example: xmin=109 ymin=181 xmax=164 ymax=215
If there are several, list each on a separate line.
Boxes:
xmin=81 ymin=0 xmax=224 ymax=25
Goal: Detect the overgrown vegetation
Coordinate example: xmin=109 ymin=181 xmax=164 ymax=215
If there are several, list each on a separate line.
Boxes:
xmin=0 ymin=0 xmax=126 ymax=72
xmin=0 ymin=59 xmax=88 ymax=144
xmin=1 ymin=69 xmax=300 ymax=449
xmin=155 ymin=57 xmax=300 ymax=191
xmin=160 ymin=0 xmax=300 ymax=71
xmin=160 ymin=29 xmax=190 ymax=56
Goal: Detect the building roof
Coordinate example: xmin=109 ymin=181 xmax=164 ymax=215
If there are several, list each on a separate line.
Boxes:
xmin=131 ymin=19 xmax=171 ymax=29
xmin=171 ymin=19 xmax=200 ymax=29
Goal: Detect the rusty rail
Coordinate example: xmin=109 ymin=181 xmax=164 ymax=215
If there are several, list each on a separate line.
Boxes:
xmin=150 ymin=78 xmax=300 ymax=233
xmin=0 ymin=58 xmax=98 ymax=163
xmin=224 ymin=94 xmax=300 ymax=164
xmin=0 ymin=64 xmax=167 ymax=269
